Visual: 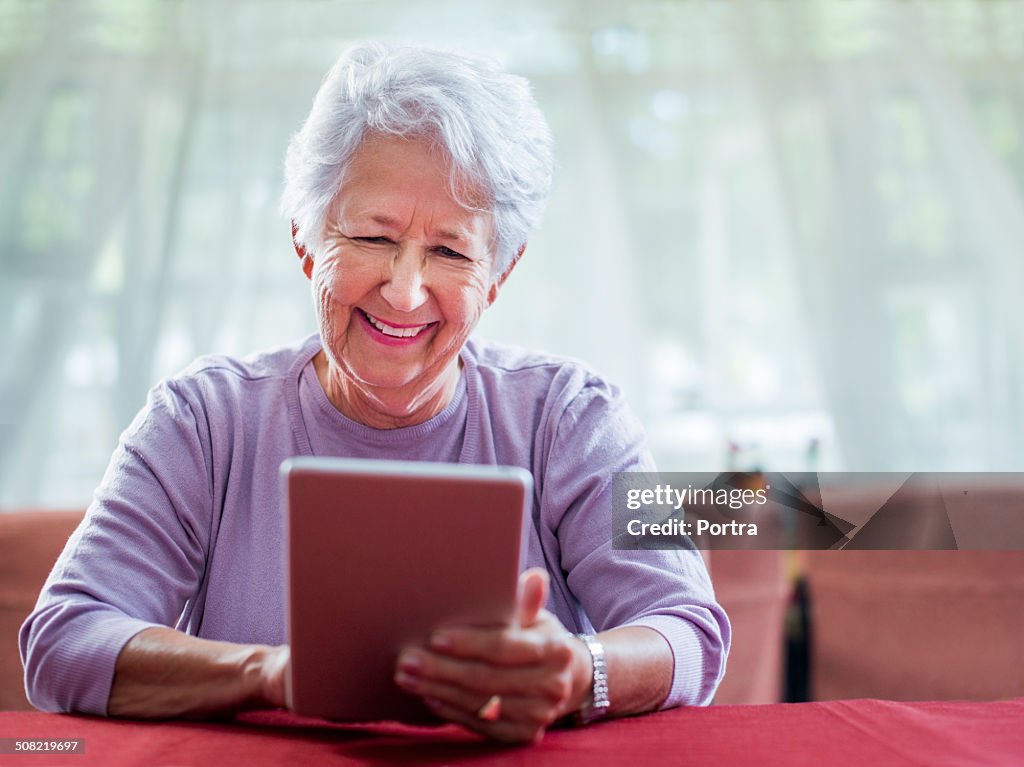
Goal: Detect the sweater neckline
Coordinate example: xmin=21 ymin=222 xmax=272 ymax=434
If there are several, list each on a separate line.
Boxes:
xmin=285 ymin=334 xmax=483 ymax=460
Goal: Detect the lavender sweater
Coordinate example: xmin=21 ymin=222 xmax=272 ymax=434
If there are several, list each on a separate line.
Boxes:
xmin=21 ymin=334 xmax=729 ymax=714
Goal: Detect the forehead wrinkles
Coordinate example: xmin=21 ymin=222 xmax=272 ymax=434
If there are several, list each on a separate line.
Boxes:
xmin=335 ymin=196 xmax=491 ymax=245
xmin=331 ymin=184 xmax=494 ymax=249
xmin=327 ymin=133 xmax=494 ymax=239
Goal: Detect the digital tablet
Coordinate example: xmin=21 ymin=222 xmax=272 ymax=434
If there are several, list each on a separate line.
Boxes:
xmin=281 ymin=457 xmax=532 ymax=722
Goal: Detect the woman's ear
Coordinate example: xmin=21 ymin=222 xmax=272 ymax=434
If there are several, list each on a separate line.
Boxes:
xmin=487 ymin=243 xmax=526 ymax=306
xmin=292 ymin=220 xmax=314 ymax=279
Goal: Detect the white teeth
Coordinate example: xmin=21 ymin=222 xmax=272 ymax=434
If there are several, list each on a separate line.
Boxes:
xmin=365 ymin=312 xmax=430 ymax=338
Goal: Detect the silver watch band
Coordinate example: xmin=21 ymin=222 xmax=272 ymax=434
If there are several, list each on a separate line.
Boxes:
xmin=575 ymin=633 xmax=610 ymax=724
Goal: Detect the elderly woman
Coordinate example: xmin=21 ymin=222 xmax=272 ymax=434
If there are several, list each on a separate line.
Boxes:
xmin=21 ymin=43 xmax=729 ymax=743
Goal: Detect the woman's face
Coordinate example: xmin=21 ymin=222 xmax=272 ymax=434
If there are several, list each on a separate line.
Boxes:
xmin=305 ymin=133 xmax=499 ymax=420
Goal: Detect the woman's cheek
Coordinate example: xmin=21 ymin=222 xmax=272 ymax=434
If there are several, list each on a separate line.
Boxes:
xmin=459 ymin=276 xmax=492 ymax=323
xmin=310 ymin=261 xmax=343 ymax=340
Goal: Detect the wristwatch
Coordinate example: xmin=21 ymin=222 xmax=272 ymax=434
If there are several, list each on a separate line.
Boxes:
xmin=575 ymin=633 xmax=610 ymax=724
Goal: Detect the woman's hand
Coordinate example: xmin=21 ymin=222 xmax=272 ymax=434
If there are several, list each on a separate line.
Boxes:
xmin=394 ymin=568 xmax=591 ymax=743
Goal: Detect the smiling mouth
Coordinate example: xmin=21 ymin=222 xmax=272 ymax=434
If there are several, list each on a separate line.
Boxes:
xmin=361 ymin=310 xmax=434 ymax=339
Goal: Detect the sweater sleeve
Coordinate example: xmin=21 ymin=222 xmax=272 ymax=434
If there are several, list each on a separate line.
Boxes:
xmin=19 ymin=379 xmax=214 ymax=714
xmin=540 ymin=375 xmax=730 ymax=708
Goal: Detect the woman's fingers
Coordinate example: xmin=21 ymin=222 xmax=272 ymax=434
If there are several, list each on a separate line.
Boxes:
xmin=420 ymin=696 xmax=548 ymax=744
xmin=394 ymin=590 xmax=582 ymax=743
xmin=428 ymin=614 xmax=571 ymax=665
xmin=395 ymin=669 xmax=565 ymax=744
xmin=396 ymin=670 xmax=527 ymax=719
xmin=396 ymin=645 xmax=572 ymax=701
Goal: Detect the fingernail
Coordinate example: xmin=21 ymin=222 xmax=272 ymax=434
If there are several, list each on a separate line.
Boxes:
xmin=395 ymin=670 xmax=418 ymax=691
xmin=430 ymin=633 xmax=452 ymax=650
xmin=398 ymin=652 xmax=422 ymax=673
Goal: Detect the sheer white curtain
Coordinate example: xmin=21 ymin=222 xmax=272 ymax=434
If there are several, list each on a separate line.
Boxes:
xmin=2 ymin=0 xmax=1023 ymax=507
xmin=744 ymin=2 xmax=1024 ymax=471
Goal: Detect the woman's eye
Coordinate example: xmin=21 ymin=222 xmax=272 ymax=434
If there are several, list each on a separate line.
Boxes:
xmin=353 ymin=236 xmax=391 ymax=245
xmin=435 ymin=246 xmax=468 ymax=260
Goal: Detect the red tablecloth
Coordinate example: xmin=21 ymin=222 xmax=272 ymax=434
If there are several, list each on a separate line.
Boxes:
xmin=1 ymin=697 xmax=1022 ymax=767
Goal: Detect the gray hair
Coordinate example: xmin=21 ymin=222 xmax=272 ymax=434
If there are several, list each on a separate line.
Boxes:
xmin=281 ymin=41 xmax=555 ymax=276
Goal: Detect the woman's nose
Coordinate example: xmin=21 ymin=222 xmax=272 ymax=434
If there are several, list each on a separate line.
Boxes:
xmin=380 ymin=246 xmax=428 ymax=312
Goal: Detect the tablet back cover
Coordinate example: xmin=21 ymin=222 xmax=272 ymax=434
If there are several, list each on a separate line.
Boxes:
xmin=283 ymin=457 xmax=530 ymax=722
